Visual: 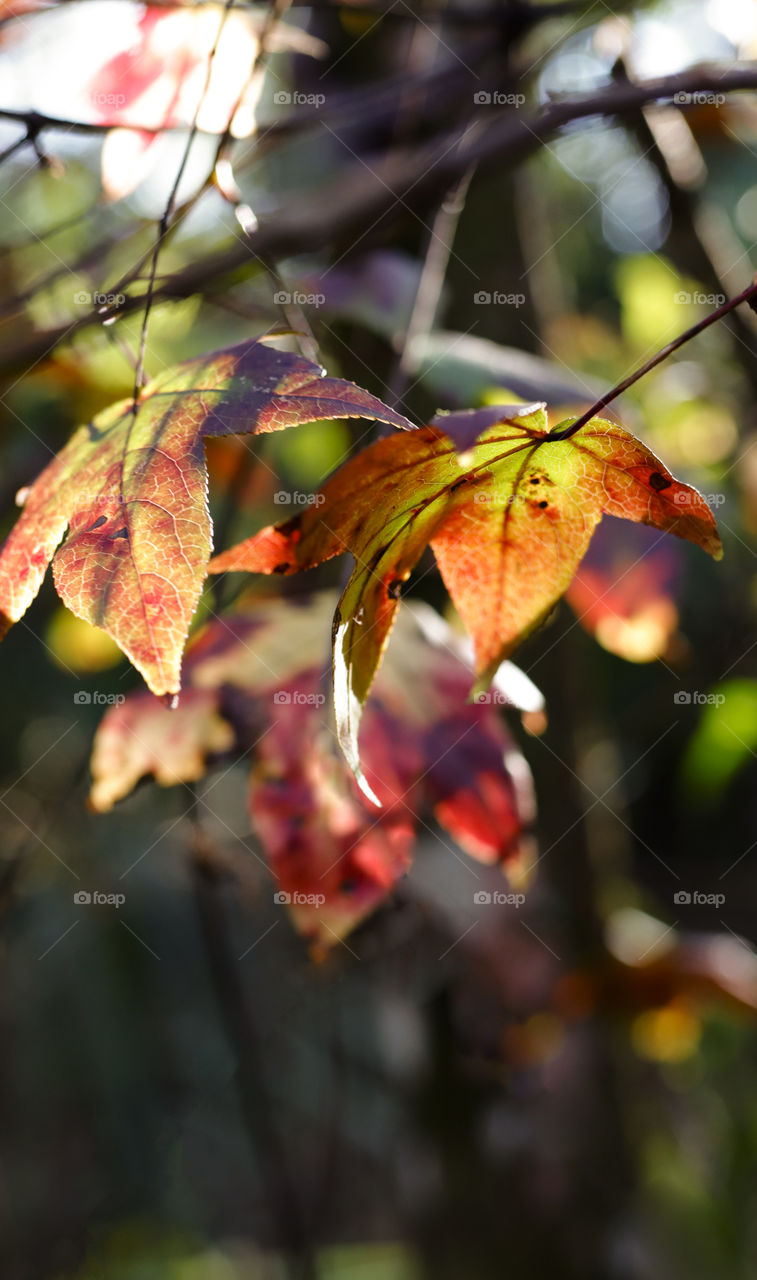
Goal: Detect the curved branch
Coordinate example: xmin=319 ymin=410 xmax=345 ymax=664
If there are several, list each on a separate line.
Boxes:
xmin=549 ymin=278 xmax=757 ymax=439
xmin=0 ymin=107 xmax=170 ymax=137
xmin=3 ymin=63 xmax=757 ymax=373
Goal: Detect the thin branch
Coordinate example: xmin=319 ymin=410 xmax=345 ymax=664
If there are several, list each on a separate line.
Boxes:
xmin=0 ymin=0 xmax=584 ymax=27
xmin=613 ymin=57 xmax=757 ymax=398
xmin=549 ymin=278 xmax=757 ymax=440
xmin=389 ymin=164 xmax=476 ymax=408
xmin=131 ymin=0 xmax=237 ymax=398
xmin=5 ymin=64 xmax=757 ymax=373
xmin=0 ymin=134 xmax=31 ymax=165
xmin=0 ymin=107 xmax=170 ymax=136
xmin=211 ymin=0 xmax=320 ymax=361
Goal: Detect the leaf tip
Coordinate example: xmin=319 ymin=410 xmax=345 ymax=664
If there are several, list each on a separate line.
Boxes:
xmin=710 ymin=533 xmax=724 ymax=562
xmin=355 ymin=767 xmax=383 ymax=809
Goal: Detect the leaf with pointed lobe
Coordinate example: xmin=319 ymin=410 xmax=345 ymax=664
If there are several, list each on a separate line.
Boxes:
xmin=210 ymin=404 xmax=721 ymax=790
xmin=0 ymin=339 xmax=412 ymax=697
xmin=89 ymin=593 xmax=538 ymax=947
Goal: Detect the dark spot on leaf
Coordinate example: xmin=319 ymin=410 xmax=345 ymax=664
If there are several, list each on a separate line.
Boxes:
xmin=530 ymin=476 xmax=540 ymax=485
xmin=368 ymin=546 xmax=390 ymax=576
xmin=273 ymin=563 xmax=290 ymax=574
xmin=649 ymin=472 xmax=672 ymax=492
xmin=538 ymin=500 xmax=548 ymax=509
xmin=111 ymin=527 xmax=129 ymax=540
xmin=278 ymin=515 xmax=301 ymax=536
xmin=87 ymin=515 xmax=107 ymax=531
xmin=387 ymin=579 xmax=403 ymax=600
xmin=86 ymin=420 xmax=106 ymax=442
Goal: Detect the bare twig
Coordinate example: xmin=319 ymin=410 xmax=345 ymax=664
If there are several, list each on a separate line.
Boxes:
xmin=5 ymin=65 xmax=757 ymax=373
xmin=0 ymin=107 xmax=169 ymax=136
xmin=549 ymin=278 xmax=757 ymax=440
xmin=131 ymin=0 xmax=237 ymax=398
xmin=0 ymin=0 xmax=584 ymax=29
xmin=389 ymin=164 xmax=476 ymax=408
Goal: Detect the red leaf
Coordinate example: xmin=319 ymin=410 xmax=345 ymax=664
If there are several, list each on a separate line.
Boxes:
xmin=210 ymin=404 xmax=721 ymax=789
xmin=565 ymin=516 xmax=682 ymax=662
xmin=89 ymin=593 xmax=538 ymax=947
xmin=84 ymin=6 xmax=325 ymax=197
xmin=0 ymin=340 xmax=412 ymax=696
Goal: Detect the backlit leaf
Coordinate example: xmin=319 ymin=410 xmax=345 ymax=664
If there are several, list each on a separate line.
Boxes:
xmin=89 ymin=593 xmax=538 ymax=947
xmin=565 ymin=516 xmax=682 ymax=663
xmin=0 ymin=339 xmax=412 ymax=696
xmin=84 ymin=5 xmax=325 ymax=196
xmin=210 ymin=404 xmax=721 ymax=791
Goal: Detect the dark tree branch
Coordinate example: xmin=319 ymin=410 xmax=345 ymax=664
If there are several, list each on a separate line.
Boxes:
xmin=0 ymin=107 xmax=169 ymax=137
xmin=388 ymin=165 xmax=476 ymax=409
xmin=190 ymin=844 xmax=316 ymax=1275
xmin=3 ymin=64 xmax=757 ymax=374
xmin=0 ymin=0 xmax=586 ymax=28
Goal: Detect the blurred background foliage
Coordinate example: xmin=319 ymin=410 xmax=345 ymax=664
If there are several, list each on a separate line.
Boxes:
xmin=2 ymin=0 xmax=757 ymax=1277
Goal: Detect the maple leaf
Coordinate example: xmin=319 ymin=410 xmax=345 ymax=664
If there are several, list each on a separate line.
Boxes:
xmin=0 ymin=340 xmax=412 ymax=696
xmin=83 ymin=5 xmax=325 ymax=197
xmin=88 ymin=686 xmax=235 ymax=813
xmin=89 ymin=592 xmax=539 ymax=947
xmin=209 ymin=403 xmax=722 ymax=795
xmin=565 ymin=516 xmax=683 ymax=663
